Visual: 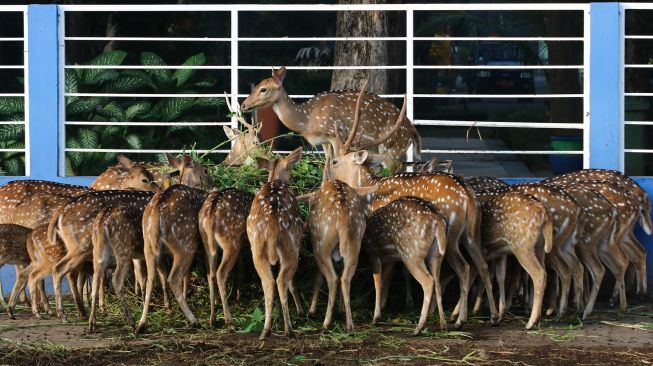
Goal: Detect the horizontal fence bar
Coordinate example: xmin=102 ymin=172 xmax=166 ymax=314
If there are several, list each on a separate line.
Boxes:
xmin=0 ymin=38 xmax=24 ymax=42
xmin=65 ymin=121 xmax=230 ymax=126
xmin=625 ymin=149 xmax=653 ymax=153
xmin=66 ymin=148 xmax=230 ymax=154
xmin=422 ymin=149 xmax=583 ymax=154
xmin=0 ymin=93 xmax=25 ymax=97
xmin=625 ymin=121 xmax=653 ymax=125
xmin=624 ymin=93 xmax=653 ymax=97
xmin=625 ymin=64 xmax=653 ymax=68
xmin=413 ymin=36 xmax=583 ymax=41
xmin=0 ymin=6 xmax=26 ymax=11
xmin=64 ymin=36 xmax=583 ymax=42
xmin=414 ymin=120 xmax=584 ymax=129
xmin=65 ymin=65 xmax=230 ymax=70
xmin=414 ymin=93 xmax=583 ymax=98
xmin=62 ymin=64 xmax=584 ymax=70
xmin=59 ymin=4 xmax=589 ymax=11
xmin=413 ymin=65 xmax=583 ymax=70
xmin=0 ymin=149 xmax=26 ymax=153
xmin=0 ymin=121 xmax=25 ymax=125
xmin=0 ymin=65 xmax=25 ymax=69
xmin=65 ymin=36 xmax=230 ymax=41
xmin=624 ymin=35 xmax=653 ymax=39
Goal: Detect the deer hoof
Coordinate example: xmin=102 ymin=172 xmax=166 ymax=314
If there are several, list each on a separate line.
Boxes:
xmin=489 ymin=315 xmax=500 ymax=327
xmin=135 ymin=321 xmax=147 ymax=334
xmin=285 ymin=330 xmax=296 ymax=339
xmin=259 ymin=329 xmax=271 ymax=340
xmin=452 ymin=321 xmax=465 ymax=331
xmin=7 ymin=310 xmax=15 ymax=320
xmin=88 ymin=321 xmax=96 ymax=332
xmin=190 ymin=320 xmax=201 ymax=329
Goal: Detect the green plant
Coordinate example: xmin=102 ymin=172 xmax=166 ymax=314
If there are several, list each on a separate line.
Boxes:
xmin=0 ymin=96 xmax=26 ymax=175
xmin=65 ymin=50 xmax=225 ymax=175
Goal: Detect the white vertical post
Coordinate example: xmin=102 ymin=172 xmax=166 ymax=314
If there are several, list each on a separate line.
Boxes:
xmin=58 ymin=7 xmax=66 ymax=176
xmin=230 ymin=9 xmax=239 ymax=144
xmin=618 ymin=4 xmax=626 ymax=172
xmin=405 ymin=9 xmax=415 ymax=166
xmin=22 ymin=9 xmax=30 ymax=176
xmin=582 ymin=5 xmax=591 ymax=169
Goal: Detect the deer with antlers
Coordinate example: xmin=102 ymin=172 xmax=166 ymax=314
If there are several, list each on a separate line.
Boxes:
xmin=326 ymin=88 xmax=498 ymax=329
xmin=246 ymin=147 xmax=304 ymax=339
xmin=242 ymin=68 xmax=421 ymax=173
xmin=364 ymin=196 xmax=448 ymax=334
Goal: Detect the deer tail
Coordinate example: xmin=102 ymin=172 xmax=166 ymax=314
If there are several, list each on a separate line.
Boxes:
xmin=542 ymin=208 xmax=554 ymax=254
xmin=435 ymin=217 xmax=447 ymax=256
xmin=266 ymin=229 xmax=278 ymax=265
xmin=92 ymin=207 xmax=113 ymax=259
xmin=465 ymin=197 xmax=482 ymax=251
xmin=46 ymin=206 xmax=64 ymax=249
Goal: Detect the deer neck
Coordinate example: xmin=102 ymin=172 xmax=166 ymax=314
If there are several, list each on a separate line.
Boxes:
xmin=358 ymin=165 xmax=380 ymax=187
xmin=271 ymin=91 xmax=308 ymax=133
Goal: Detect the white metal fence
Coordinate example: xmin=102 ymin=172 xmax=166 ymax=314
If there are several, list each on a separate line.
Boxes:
xmin=621 ymin=3 xmax=653 ymax=176
xmin=0 ymin=6 xmax=28 ymax=175
xmin=58 ymin=3 xmax=590 ymax=177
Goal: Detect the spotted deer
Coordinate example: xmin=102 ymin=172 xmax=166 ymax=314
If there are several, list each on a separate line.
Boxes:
xmin=246 ymin=147 xmax=304 ymax=339
xmin=364 ymin=196 xmax=448 ymax=335
xmin=48 ymin=190 xmax=156 ymax=322
xmin=305 ymin=179 xmax=378 ymax=331
xmin=327 ymin=94 xmax=498 ymax=329
xmin=198 ymin=188 xmax=254 ymax=329
xmin=465 ymin=176 xmax=509 ymax=193
xmin=558 ymin=184 xmax=618 ymax=318
xmin=542 ymin=170 xmax=651 ymax=298
xmin=479 ymin=192 xmax=553 ymax=329
xmin=477 ymin=183 xmax=583 ymax=319
xmin=91 ymin=155 xmax=162 ymax=190
xmin=7 ymin=225 xmax=88 ymax=320
xmin=242 ymin=68 xmax=421 ymax=173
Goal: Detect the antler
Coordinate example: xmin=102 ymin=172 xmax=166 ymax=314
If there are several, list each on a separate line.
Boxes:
xmin=225 ymin=92 xmax=254 ymax=130
xmin=341 ymin=80 xmax=368 ymax=152
xmin=352 ymin=94 xmax=406 ymax=152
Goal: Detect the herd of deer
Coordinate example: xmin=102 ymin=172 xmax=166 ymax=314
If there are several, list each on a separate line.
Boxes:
xmin=0 ymin=67 xmax=650 ymax=340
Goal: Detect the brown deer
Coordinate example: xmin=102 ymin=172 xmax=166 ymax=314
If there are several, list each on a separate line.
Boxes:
xmin=465 ymin=176 xmax=509 ymax=192
xmin=305 ymin=179 xmax=378 ymax=331
xmin=242 ymin=68 xmax=421 ymax=172
xmin=479 ymin=192 xmax=552 ymax=329
xmin=198 ymin=188 xmax=254 ymax=329
xmin=87 ymin=205 xmax=144 ymax=330
xmin=364 ymin=196 xmax=448 ymax=334
xmin=91 ymin=155 xmax=161 ymax=190
xmin=48 ymin=190 xmax=156 ymax=322
xmin=558 ymin=184 xmax=618 ymax=319
xmin=246 ymin=147 xmax=304 ymax=339
xmin=477 ymin=183 xmax=582 ymax=319
xmin=327 ymin=95 xmax=499 ymax=329
xmin=7 ymin=225 xmax=88 ymax=320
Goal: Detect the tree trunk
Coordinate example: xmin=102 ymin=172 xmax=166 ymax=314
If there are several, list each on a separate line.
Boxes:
xmin=330 ymin=0 xmax=389 ymax=94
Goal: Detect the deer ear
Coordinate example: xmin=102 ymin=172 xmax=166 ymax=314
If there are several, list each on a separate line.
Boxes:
xmin=367 ymin=153 xmax=386 ymax=167
xmin=223 ymin=125 xmax=237 ymax=140
xmin=284 ymin=147 xmax=303 ymax=166
xmin=167 ymin=153 xmax=182 ymax=170
xmin=183 ymin=154 xmax=193 ymax=166
xmin=272 ymin=66 xmax=286 ymax=85
xmin=256 ymin=157 xmax=271 ymax=170
xmin=116 ymin=155 xmax=134 ymax=169
xmin=421 ymin=158 xmax=437 ymax=172
xmin=351 ymin=150 xmax=369 ymax=165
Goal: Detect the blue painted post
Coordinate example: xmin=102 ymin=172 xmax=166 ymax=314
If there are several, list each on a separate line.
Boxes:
xmin=589 ymin=2 xmax=621 ymax=170
xmin=26 ymin=5 xmax=60 ymax=180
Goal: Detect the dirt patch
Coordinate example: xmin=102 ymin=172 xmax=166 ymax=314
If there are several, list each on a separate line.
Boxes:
xmin=1 ymin=303 xmax=652 ymax=365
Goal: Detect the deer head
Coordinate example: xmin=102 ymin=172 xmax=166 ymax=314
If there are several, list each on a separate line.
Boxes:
xmin=241 ymin=67 xmax=287 ymax=111
xmin=116 ymin=155 xmax=160 ymax=192
xmin=166 ymin=153 xmax=211 ymax=189
xmin=256 ymin=146 xmax=303 ymax=183
xmin=222 ymin=124 xmax=270 ymax=166
xmin=327 ymin=86 xmax=406 ymax=185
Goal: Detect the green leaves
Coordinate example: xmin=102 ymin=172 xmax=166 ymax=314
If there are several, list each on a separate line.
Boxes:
xmin=79 ymin=128 xmax=99 ymax=149
xmin=82 ymin=50 xmax=127 ymax=85
xmin=98 ymin=102 xmax=126 ymax=121
xmin=241 ymin=307 xmax=265 ymax=333
xmin=125 ymin=100 xmax=152 ymax=120
xmin=173 ymin=53 xmax=206 ymax=86
xmin=0 ymin=124 xmax=24 ymax=142
xmin=0 ymin=97 xmax=24 ymax=119
xmin=141 ymin=51 xmax=174 ymax=85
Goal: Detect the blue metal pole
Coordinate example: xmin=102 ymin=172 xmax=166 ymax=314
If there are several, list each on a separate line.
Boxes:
xmin=26 ymin=5 xmax=60 ymax=180
xmin=589 ymin=2 xmax=621 ymax=170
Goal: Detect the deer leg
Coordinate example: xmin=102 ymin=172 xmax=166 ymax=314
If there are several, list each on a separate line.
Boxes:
xmin=133 ymin=259 xmax=145 ymax=299
xmin=27 ymin=264 xmax=50 ymax=318
xmin=314 ymin=248 xmax=338 ymax=330
xmin=428 ymin=253 xmax=447 ymax=331
xmin=168 ymin=253 xmax=199 ymax=328
xmin=252 ymin=249 xmax=275 ymax=340
xmin=136 ymin=250 xmax=160 ymax=334
xmin=113 ymin=258 xmax=135 ymax=329
xmin=403 ymin=259 xmax=434 ymax=336
xmin=88 ymin=259 xmax=107 ymax=331
xmin=598 ymin=243 xmax=628 ymax=313
xmin=98 ymin=270 xmax=107 ymax=315
xmin=578 ymin=243 xmax=605 ymax=320
xmin=67 ymin=272 xmax=85 ymax=318
xmin=444 ymin=242 xmax=470 ymax=329
xmin=624 ymin=233 xmax=647 ymax=298
xmin=308 ymin=270 xmax=323 ymax=316
xmin=37 ymin=278 xmax=50 ymax=315
xmin=277 ymin=255 xmax=298 ymax=338
xmin=462 ymin=235 xmax=499 ymax=325
xmin=401 ymin=266 xmax=414 ymax=310
xmin=514 ymin=247 xmax=546 ymax=330
xmin=0 ymin=265 xmax=5 ymax=307
xmin=379 ymin=261 xmax=396 ymax=310
xmin=370 ymin=255 xmax=383 ymax=325
xmin=289 ymin=280 xmax=303 ymax=315
xmin=340 ymin=250 xmax=359 ymax=332
xmin=7 ymin=264 xmax=29 ymax=319
xmin=495 ymin=256 xmax=507 ymax=321
xmin=472 ymin=278 xmax=485 ymax=315
xmin=205 ymin=248 xmax=218 ymax=328
xmin=216 ymin=245 xmax=240 ymax=331
xmin=506 ymin=267 xmax=522 ymax=311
